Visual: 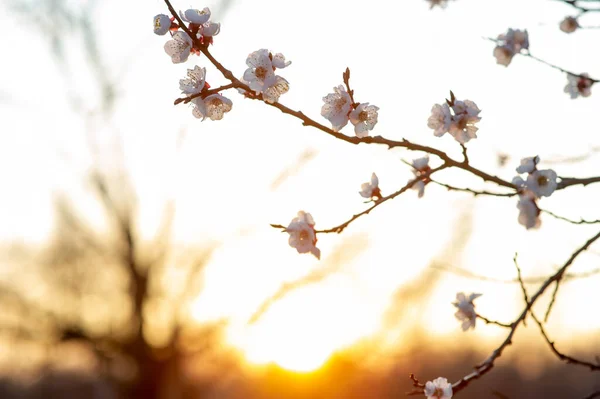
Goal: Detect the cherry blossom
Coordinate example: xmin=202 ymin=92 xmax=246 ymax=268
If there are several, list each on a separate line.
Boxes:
xmin=192 ymin=94 xmax=233 ymax=121
xmin=272 ymin=53 xmax=292 ymax=69
xmin=410 ymin=156 xmax=431 ymax=198
xmin=200 ymin=21 xmax=221 ymax=37
xmin=321 ymin=85 xmax=352 ymax=132
xmin=425 ymin=0 xmax=453 ymax=9
xmin=428 ymin=97 xmax=481 ymax=144
xmin=154 ymin=14 xmax=172 ymax=36
xmin=516 ymin=155 xmax=540 ymax=174
xmin=526 ymin=169 xmax=558 ymax=198
xmin=560 ymin=16 xmax=579 ymax=34
xmin=493 ymin=28 xmax=529 ymax=67
xmin=244 ymin=49 xmax=290 ymax=103
xmin=349 ymin=103 xmax=379 ymax=138
xmin=517 ymin=191 xmax=541 ymax=229
xmin=262 ymin=76 xmax=290 ymax=104
xmin=424 ymin=377 xmax=453 ymax=399
xmin=179 ymin=66 xmax=207 ymax=95
xmin=359 ymin=173 xmax=381 ymax=200
xmin=453 ymin=292 xmax=481 ymax=331
xmin=164 ymin=31 xmax=193 ymax=64
xmin=448 ymin=100 xmax=481 ymax=143
xmin=427 ymin=103 xmax=452 ymax=136
xmin=564 ymin=73 xmax=593 ymax=99
xmin=286 ymin=211 xmax=320 ymax=259
xmin=180 ymin=8 xmax=211 ymax=25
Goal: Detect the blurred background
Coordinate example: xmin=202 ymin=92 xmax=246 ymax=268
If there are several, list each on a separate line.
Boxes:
xmin=0 ymin=0 xmax=599 ymax=397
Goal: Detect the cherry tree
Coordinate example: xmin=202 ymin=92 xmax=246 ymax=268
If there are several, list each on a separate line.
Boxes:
xmin=152 ymin=0 xmax=600 ymax=397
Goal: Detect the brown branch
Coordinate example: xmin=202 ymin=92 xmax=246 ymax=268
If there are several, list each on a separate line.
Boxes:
xmin=486 ymin=36 xmax=599 ymax=83
xmin=174 ymin=83 xmax=237 ymax=105
xmin=476 ymin=314 xmax=513 ymax=328
xmin=271 ymin=164 xmax=448 ymax=235
xmin=558 ymin=176 xmax=600 ymax=188
xmin=430 ymin=179 xmax=517 ymax=197
xmin=554 ymin=0 xmax=600 ymax=13
xmin=531 ymin=310 xmax=600 ymax=371
xmin=409 ymin=229 xmax=600 ymax=396
xmin=542 ymin=209 xmax=600 ymax=225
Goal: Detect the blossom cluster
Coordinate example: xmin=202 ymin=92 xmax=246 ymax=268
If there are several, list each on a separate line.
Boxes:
xmin=493 ymin=28 xmax=529 ymax=67
xmin=321 ymin=85 xmax=379 ymax=137
xmin=427 ymin=93 xmax=482 ymax=144
xmin=512 ymin=156 xmax=557 ymax=229
xmin=155 ymin=7 xmax=220 ymax=63
xmin=243 ymin=49 xmax=291 ymax=104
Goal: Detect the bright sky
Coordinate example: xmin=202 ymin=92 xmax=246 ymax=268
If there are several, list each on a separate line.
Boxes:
xmin=1 ymin=0 xmax=600 ymax=372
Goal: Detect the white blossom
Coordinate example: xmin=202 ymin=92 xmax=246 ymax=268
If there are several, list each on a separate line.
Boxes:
xmin=502 ymin=28 xmax=529 ymax=52
xmin=424 ymin=377 xmax=453 ymax=399
xmin=564 ymin=73 xmax=593 ymax=99
xmin=427 ymin=103 xmax=452 ymax=136
xmin=512 ymin=176 xmax=526 ymax=189
xmin=493 ymin=45 xmax=515 ymax=67
xmin=164 ymin=31 xmax=193 ymax=64
xmin=493 ymin=28 xmax=529 ymax=67
xmin=179 ymin=66 xmax=206 ymax=95
xmin=453 ymin=292 xmax=481 ymax=331
xmin=428 ymin=97 xmax=481 ymax=143
xmin=425 ymin=0 xmax=453 ymax=9
xmin=154 ymin=14 xmax=171 ymax=36
xmin=321 ymin=85 xmax=352 ymax=132
xmin=410 ymin=156 xmax=430 ymax=198
xmin=244 ymin=49 xmax=276 ymax=94
xmin=517 ymin=192 xmax=541 ymax=229
xmin=192 ymin=94 xmax=233 ymax=121
xmin=180 ymin=8 xmax=211 ymax=25
xmin=560 ymin=16 xmax=579 ymax=34
xmin=349 ymin=103 xmax=379 ymax=138
xmin=526 ymin=169 xmax=557 ymax=198
xmin=448 ymin=100 xmax=481 ymax=144
xmin=359 ymin=173 xmax=381 ymax=200
xmin=262 ymin=76 xmax=290 ymax=104
xmin=286 ymin=211 xmax=320 ymax=259
xmin=201 ymin=21 xmax=221 ymax=37
xmin=516 ymin=155 xmax=539 ymax=174
xmin=272 ymin=53 xmax=292 ymax=69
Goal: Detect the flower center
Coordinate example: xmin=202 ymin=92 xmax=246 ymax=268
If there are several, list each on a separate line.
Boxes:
xmin=334 ymin=97 xmax=348 ymax=112
xmin=358 ymin=110 xmax=369 ymax=122
xmin=208 ymin=98 xmax=222 ymax=107
xmin=255 ymin=67 xmax=267 ymax=80
xmin=299 ymin=230 xmax=310 ymax=242
xmin=537 ymin=175 xmax=548 ymax=187
xmin=577 ymin=77 xmax=590 ymax=92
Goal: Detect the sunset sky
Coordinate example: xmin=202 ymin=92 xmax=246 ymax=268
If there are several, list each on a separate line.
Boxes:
xmin=1 ymin=0 xmax=600 ymax=373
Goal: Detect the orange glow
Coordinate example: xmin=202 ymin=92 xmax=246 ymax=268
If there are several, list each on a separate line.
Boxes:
xmin=193 ymin=274 xmax=382 ymax=372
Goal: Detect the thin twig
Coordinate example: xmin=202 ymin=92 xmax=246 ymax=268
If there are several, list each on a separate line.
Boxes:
xmin=531 ymin=311 xmax=600 ymax=371
xmin=272 ymin=165 xmax=448 ymax=234
xmin=476 ymin=314 xmax=513 ymax=328
xmin=430 ymin=180 xmax=517 ymax=197
xmin=542 ymin=209 xmax=600 ymax=225
xmin=174 ymin=83 xmax=237 ymax=105
xmin=409 ymin=229 xmax=600 ymax=396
